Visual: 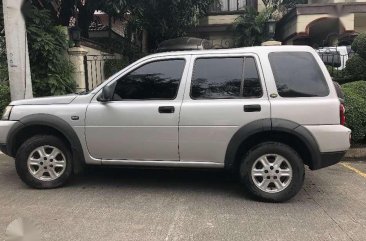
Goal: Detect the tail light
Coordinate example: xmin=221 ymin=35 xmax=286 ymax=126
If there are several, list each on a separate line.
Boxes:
xmin=340 ymin=104 xmax=346 ymax=126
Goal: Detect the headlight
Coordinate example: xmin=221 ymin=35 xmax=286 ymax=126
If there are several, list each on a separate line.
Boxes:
xmin=1 ymin=106 xmax=13 ymax=120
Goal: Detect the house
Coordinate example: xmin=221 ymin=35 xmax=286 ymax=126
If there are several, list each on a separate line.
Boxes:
xmin=191 ymin=0 xmax=266 ymax=48
xmin=276 ymin=0 xmax=366 ymax=47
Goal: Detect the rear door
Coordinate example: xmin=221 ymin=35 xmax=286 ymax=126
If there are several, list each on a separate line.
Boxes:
xmin=179 ymin=54 xmax=271 ymax=164
xmin=266 ymin=51 xmax=340 ymax=125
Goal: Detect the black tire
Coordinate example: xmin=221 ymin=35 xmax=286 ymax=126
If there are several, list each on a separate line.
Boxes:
xmin=240 ymin=142 xmax=305 ymax=203
xmin=15 ymin=135 xmax=73 ymax=189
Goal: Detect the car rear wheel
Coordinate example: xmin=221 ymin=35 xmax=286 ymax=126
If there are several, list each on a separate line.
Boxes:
xmin=240 ymin=142 xmax=305 ymax=202
xmin=15 ymin=135 xmax=72 ymax=189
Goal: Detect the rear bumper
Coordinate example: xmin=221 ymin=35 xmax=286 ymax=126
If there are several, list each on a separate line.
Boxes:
xmin=312 ymin=151 xmax=346 ymax=170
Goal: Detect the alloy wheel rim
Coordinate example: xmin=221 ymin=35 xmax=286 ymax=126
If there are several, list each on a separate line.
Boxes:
xmin=251 ymin=154 xmax=293 ymax=193
xmin=27 ymin=145 xmax=66 ymax=181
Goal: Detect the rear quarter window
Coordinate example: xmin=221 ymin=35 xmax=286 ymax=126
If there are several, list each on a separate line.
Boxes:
xmin=269 ymin=52 xmax=329 ymax=97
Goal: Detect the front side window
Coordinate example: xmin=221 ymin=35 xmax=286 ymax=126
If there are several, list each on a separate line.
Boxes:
xmin=269 ymin=52 xmax=329 ymax=97
xmin=191 ymin=57 xmax=262 ymax=99
xmin=113 ymin=59 xmax=185 ymax=100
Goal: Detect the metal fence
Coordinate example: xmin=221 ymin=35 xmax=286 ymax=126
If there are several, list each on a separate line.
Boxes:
xmin=317 ymin=51 xmax=354 ymax=79
xmin=84 ymin=54 xmax=119 ymax=91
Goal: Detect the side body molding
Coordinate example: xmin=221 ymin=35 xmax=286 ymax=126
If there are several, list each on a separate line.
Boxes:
xmin=6 ymin=114 xmax=85 ymax=172
xmin=224 ymin=118 xmax=321 ymax=170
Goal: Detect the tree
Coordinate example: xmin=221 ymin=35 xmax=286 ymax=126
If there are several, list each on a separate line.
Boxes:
xmin=234 ymin=7 xmax=271 ymax=47
xmin=26 ymin=6 xmax=75 ymax=96
xmin=139 ymin=0 xmax=213 ymax=50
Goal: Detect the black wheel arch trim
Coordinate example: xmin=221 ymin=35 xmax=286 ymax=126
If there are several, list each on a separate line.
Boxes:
xmin=6 ymin=114 xmax=85 ymax=172
xmin=224 ymin=118 xmax=322 ymax=170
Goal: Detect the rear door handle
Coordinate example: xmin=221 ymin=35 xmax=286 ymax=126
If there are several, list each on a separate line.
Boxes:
xmin=244 ymin=105 xmax=261 ymax=112
xmin=159 ymin=106 xmax=175 ymax=114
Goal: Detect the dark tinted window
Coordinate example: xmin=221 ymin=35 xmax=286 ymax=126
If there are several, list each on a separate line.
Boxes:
xmin=269 ymin=52 xmax=329 ymax=97
xmin=191 ymin=57 xmax=262 ymax=99
xmin=243 ymin=57 xmax=262 ymax=98
xmin=113 ymin=59 xmax=185 ymax=100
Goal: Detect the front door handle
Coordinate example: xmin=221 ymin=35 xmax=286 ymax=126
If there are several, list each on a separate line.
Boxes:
xmin=159 ymin=106 xmax=175 ymax=114
xmin=244 ymin=105 xmax=261 ymax=112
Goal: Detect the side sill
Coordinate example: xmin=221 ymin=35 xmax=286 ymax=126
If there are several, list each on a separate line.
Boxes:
xmin=101 ymin=160 xmax=225 ymax=169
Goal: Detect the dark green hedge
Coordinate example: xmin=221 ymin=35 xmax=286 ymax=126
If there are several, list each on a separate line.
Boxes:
xmin=344 ymin=55 xmax=366 ymax=82
xmin=342 ymin=81 xmax=366 ymax=142
xmin=351 ymin=33 xmax=366 ymax=59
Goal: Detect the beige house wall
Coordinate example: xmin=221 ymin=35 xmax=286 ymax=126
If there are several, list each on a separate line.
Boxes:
xmin=296 ymin=14 xmax=333 ymax=33
xmin=280 ymin=12 xmax=361 ymax=43
xmin=257 ymin=0 xmax=266 ymax=12
xmin=355 ymin=13 xmax=366 ymax=32
xmin=297 ymin=13 xmax=355 ymax=32
xmin=202 ymin=14 xmax=240 ymax=25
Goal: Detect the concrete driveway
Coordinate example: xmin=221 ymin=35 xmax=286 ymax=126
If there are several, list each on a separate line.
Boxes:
xmin=0 ymin=154 xmax=365 ymax=241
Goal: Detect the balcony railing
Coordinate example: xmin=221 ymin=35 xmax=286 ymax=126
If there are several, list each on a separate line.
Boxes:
xmin=209 ymin=0 xmax=254 ymax=13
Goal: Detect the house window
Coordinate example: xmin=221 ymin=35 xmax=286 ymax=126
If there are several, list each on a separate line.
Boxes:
xmin=209 ymin=0 xmax=248 ymax=12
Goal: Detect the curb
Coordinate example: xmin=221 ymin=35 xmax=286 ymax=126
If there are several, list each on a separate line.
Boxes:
xmin=344 ymin=147 xmax=366 ymax=161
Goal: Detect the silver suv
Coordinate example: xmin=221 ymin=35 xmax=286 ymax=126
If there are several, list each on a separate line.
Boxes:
xmin=0 ymin=46 xmax=351 ymax=202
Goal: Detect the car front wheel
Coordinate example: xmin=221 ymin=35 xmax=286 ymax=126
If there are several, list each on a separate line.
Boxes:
xmin=15 ymin=135 xmax=73 ymax=189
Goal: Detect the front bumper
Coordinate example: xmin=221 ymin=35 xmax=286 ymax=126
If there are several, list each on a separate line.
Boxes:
xmin=0 ymin=121 xmax=17 ymax=155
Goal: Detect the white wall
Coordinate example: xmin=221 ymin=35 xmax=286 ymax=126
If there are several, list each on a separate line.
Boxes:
xmin=308 ymin=0 xmax=366 ymax=3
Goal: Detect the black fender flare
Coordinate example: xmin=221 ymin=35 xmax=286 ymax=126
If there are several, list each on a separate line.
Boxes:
xmin=6 ymin=114 xmax=85 ymax=172
xmin=224 ymin=118 xmax=321 ymax=170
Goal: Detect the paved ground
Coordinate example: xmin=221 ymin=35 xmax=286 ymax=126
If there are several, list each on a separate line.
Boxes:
xmin=0 ymin=154 xmax=365 ymax=241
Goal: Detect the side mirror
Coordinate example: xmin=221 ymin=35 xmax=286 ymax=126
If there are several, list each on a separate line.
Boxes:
xmin=97 ymin=85 xmax=114 ymax=102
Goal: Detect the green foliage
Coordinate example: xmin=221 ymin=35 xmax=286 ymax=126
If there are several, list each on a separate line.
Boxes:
xmin=234 ymin=7 xmax=271 ymax=47
xmin=104 ymin=58 xmax=129 ymax=79
xmin=0 ymin=0 xmax=9 ymax=113
xmin=344 ymin=55 xmax=366 ymax=82
xmin=26 ymin=7 xmax=75 ymax=96
xmin=342 ymin=81 xmax=366 ymax=142
xmin=326 ymin=65 xmax=348 ymax=83
xmin=351 ymin=33 xmax=366 ymax=59
xmin=0 ymin=83 xmax=10 ymax=115
xmin=139 ymin=0 xmax=213 ymax=50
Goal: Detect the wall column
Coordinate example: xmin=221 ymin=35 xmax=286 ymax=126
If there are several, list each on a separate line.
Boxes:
xmin=261 ymin=40 xmax=282 ymax=46
xmin=68 ymin=47 xmax=88 ymax=92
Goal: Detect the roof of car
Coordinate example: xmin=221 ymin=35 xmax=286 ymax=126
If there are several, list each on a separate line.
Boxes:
xmin=145 ymin=45 xmax=315 ymax=59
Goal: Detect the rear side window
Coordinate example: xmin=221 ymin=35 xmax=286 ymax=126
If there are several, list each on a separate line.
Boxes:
xmin=269 ymin=52 xmax=329 ymax=97
xmin=191 ymin=57 xmax=262 ymax=99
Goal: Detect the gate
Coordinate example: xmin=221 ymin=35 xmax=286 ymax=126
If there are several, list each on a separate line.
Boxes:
xmin=84 ymin=54 xmax=119 ymax=91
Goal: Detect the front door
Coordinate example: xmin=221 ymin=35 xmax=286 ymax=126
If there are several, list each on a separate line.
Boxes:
xmin=85 ymin=57 xmax=189 ymax=161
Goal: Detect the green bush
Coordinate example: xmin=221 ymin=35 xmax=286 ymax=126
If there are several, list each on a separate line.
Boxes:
xmin=342 ymin=81 xmax=366 ymax=142
xmin=0 ymin=83 xmax=10 ymax=115
xmin=344 ymin=55 xmax=366 ymax=82
xmin=26 ymin=7 xmax=75 ymax=96
xmin=351 ymin=33 xmax=366 ymax=59
xmin=326 ymin=65 xmax=347 ymax=82
xmin=104 ymin=58 xmax=129 ymax=79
